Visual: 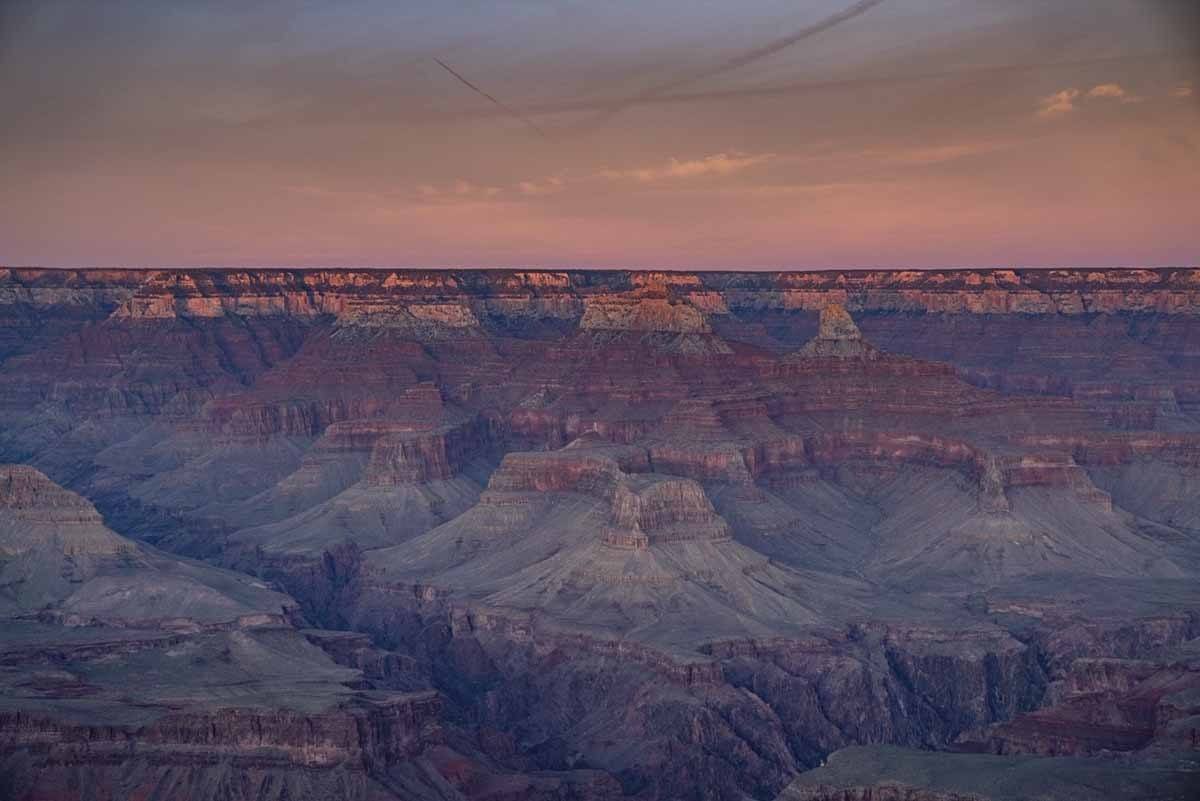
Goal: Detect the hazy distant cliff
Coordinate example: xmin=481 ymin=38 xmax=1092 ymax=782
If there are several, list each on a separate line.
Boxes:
xmin=5 ymin=267 xmax=1200 ymax=321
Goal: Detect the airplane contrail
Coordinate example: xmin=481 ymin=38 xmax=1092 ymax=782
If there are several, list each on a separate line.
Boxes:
xmin=295 ymin=51 xmax=1164 ymax=130
xmin=403 ymin=8 xmax=1163 ymax=135
xmin=658 ymin=0 xmax=889 ymax=93
xmin=432 ymin=57 xmax=550 ymax=139
xmin=516 ymin=52 xmax=1164 ymax=117
xmin=565 ymin=0 xmax=888 ymax=134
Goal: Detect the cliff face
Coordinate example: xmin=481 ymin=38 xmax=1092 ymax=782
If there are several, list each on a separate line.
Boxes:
xmin=0 ymin=465 xmax=303 ymax=624
xmin=774 ymin=742 xmax=1200 ymax=801
xmin=364 ymin=415 xmax=498 ymax=486
xmin=7 ymin=266 xmax=1200 ymax=320
xmin=0 ymin=694 xmax=442 ymax=769
xmin=781 ymin=787 xmax=984 ymax=801
xmin=0 ymin=466 xmax=105 ymax=522
xmin=795 ymin=304 xmax=877 ymax=359
xmin=2 ymin=267 xmax=1200 ymax=801
xmin=0 ymin=675 xmax=468 ymax=801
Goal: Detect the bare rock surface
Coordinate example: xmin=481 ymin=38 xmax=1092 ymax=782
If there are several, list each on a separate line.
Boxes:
xmin=0 ymin=465 xmax=292 ymax=624
xmin=795 ymin=304 xmax=877 ymax=359
xmin=3 ymin=267 xmax=1200 ymax=800
xmin=776 ymin=745 xmax=1199 ymax=801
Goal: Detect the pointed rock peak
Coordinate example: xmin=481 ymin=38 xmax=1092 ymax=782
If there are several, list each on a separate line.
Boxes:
xmin=977 ymin=456 xmax=1011 ymax=514
xmin=0 ymin=465 xmax=133 ymax=557
xmin=518 ymin=386 xmax=556 ymax=410
xmin=817 ymin=304 xmax=862 ymax=341
xmin=0 ymin=465 xmax=100 ymax=520
xmin=797 ymin=304 xmax=877 ymax=359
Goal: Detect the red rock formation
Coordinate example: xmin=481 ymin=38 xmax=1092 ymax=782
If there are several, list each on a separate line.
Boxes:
xmin=606 ymin=476 xmax=732 ymax=547
xmin=364 ymin=415 xmax=498 ymax=485
xmin=487 ymin=450 xmax=629 ymax=495
xmin=4 ymin=267 xmax=1200 ymax=801
xmin=9 ymin=267 xmax=1196 ymax=322
xmin=0 ymin=465 xmax=106 ymax=527
xmin=200 ymin=351 xmax=438 ymax=438
xmin=0 ymin=465 xmax=140 ymax=572
xmin=985 ymin=656 xmax=1200 ymax=756
xmin=580 ymin=296 xmax=712 ymax=334
xmin=794 ymin=304 xmax=879 ymax=360
xmin=0 ymin=694 xmax=444 ymax=800
xmin=483 ymin=445 xmax=730 ymax=548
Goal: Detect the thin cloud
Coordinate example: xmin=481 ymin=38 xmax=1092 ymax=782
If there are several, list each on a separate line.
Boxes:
xmin=1036 ymin=88 xmax=1080 ymax=118
xmin=738 ymin=180 xmax=881 ymax=198
xmin=418 ymin=180 xmax=503 ymax=202
xmin=1088 ymin=83 xmax=1141 ymax=103
xmin=1088 ymin=83 xmax=1125 ymax=98
xmin=600 ymin=153 xmax=774 ymax=183
xmin=517 ymin=176 xmax=566 ymax=196
xmin=1038 ymin=82 xmax=1153 ymax=118
xmin=403 ymin=53 xmax=1169 ymax=126
xmin=874 ymin=142 xmax=1013 ymax=166
xmin=419 ymin=142 xmax=1000 ymax=203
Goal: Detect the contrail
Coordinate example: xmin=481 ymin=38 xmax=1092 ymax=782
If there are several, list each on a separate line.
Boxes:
xmin=566 ymin=0 xmax=888 ymax=134
xmin=656 ymin=0 xmax=888 ymax=93
xmin=520 ymin=52 xmax=1166 ymax=117
xmin=309 ymin=51 xmax=1166 ymax=130
xmin=432 ymin=57 xmax=549 ymax=139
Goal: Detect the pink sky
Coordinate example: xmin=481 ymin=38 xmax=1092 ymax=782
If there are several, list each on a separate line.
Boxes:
xmin=1 ymin=0 xmax=1197 ymax=268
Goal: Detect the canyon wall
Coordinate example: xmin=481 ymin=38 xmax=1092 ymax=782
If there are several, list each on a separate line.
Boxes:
xmin=2 ymin=267 xmax=1199 ymax=801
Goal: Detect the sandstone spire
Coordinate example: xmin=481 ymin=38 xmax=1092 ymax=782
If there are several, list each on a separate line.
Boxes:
xmin=977 ymin=456 xmax=1011 ymax=514
xmin=797 ymin=303 xmax=877 ymax=358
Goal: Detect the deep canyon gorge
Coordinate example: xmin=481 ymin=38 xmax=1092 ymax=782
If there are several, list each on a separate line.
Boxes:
xmin=0 ymin=266 xmax=1198 ymax=800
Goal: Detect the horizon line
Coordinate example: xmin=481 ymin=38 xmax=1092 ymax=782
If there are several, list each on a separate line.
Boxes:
xmin=5 ymin=264 xmax=1199 ymax=275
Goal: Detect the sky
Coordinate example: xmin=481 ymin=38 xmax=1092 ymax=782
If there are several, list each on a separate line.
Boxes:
xmin=1 ymin=0 xmax=1198 ymax=269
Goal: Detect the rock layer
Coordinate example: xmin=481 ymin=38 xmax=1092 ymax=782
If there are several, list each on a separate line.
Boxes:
xmin=2 ymin=267 xmax=1200 ymax=801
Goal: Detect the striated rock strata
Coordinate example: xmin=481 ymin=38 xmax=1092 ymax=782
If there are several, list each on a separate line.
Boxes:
xmin=3 ymin=267 xmax=1200 ymax=800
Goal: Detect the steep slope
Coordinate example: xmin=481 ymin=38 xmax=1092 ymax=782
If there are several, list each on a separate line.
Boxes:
xmin=0 ymin=465 xmax=291 ymax=624
xmin=776 ymin=745 xmax=1199 ymax=801
xmin=365 ymin=443 xmax=870 ymax=649
xmin=0 ymin=467 xmax=630 ymax=801
xmin=2 ymin=267 xmax=1200 ymax=801
xmin=862 ymin=467 xmax=1182 ymax=586
xmin=0 ymin=467 xmax=424 ymax=799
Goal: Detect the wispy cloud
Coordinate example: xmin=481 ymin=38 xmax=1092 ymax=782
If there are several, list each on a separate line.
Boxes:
xmin=600 ymin=152 xmax=774 ymax=183
xmin=738 ymin=180 xmax=880 ymax=198
xmin=1088 ymin=83 xmax=1125 ymax=99
xmin=517 ymin=176 xmax=566 ymax=196
xmin=1088 ymin=83 xmax=1141 ymax=103
xmin=418 ymin=180 xmax=503 ymax=201
xmin=1037 ymin=82 xmax=1151 ymax=118
xmin=1036 ymin=88 xmax=1080 ymax=118
xmin=298 ymin=141 xmax=1005 ymax=214
xmin=874 ymin=142 xmax=1013 ymax=166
